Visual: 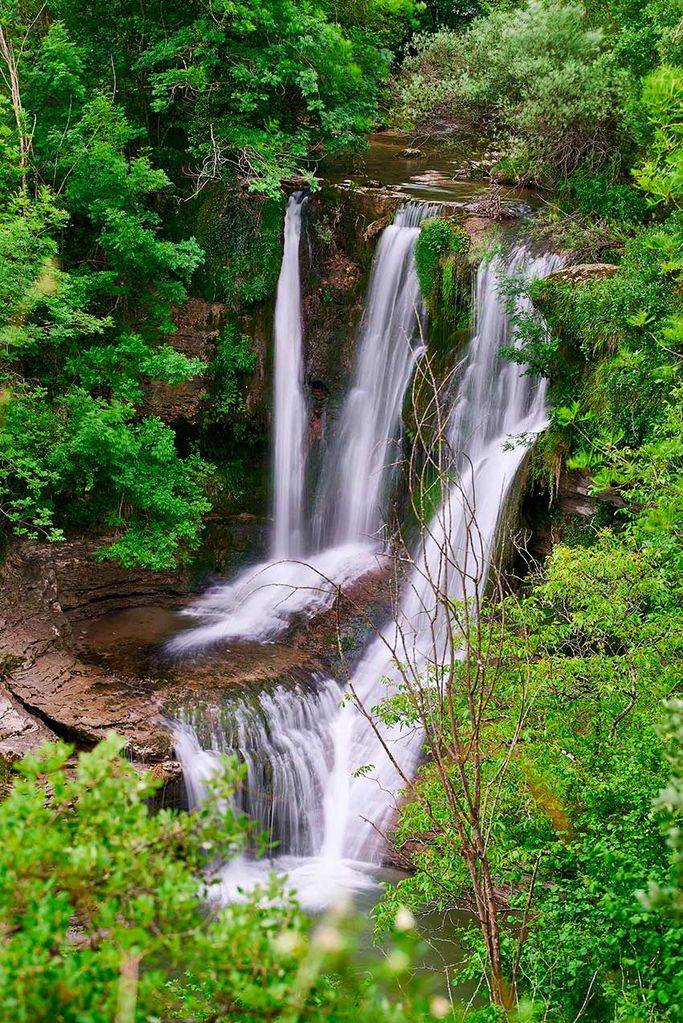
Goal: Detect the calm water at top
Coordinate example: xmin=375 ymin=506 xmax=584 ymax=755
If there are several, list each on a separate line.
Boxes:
xmin=320 ymin=131 xmax=543 ymax=206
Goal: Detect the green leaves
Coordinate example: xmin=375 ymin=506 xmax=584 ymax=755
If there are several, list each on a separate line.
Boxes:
xmin=0 ymin=734 xmax=447 ymax=1022
xmin=397 ymin=0 xmax=630 ymax=183
xmin=634 ymin=66 xmax=683 ymax=210
xmin=415 ymin=218 xmax=471 ymax=322
xmin=0 ymin=387 xmax=211 ymax=567
xmin=140 ymin=0 xmax=397 ymax=196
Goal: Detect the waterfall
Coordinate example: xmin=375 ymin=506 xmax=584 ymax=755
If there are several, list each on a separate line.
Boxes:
xmin=167 ymin=201 xmax=435 ymax=654
xmin=313 ymin=201 xmax=438 ymax=548
xmin=319 ymin=246 xmax=563 ymax=865
xmin=272 ymin=192 xmax=308 ymax=559
xmin=172 ymin=241 xmax=562 ymax=908
xmin=174 ymin=676 xmax=341 ymax=857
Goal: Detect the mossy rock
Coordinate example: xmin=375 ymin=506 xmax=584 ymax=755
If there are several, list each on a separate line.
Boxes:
xmin=415 ymin=218 xmax=473 ymax=348
xmin=192 ymin=185 xmax=285 ymax=307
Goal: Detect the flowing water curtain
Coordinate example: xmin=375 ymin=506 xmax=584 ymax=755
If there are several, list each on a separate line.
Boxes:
xmin=319 ymin=246 xmax=564 ymax=866
xmin=167 ymin=201 xmax=440 ymax=654
xmin=172 ymin=244 xmax=563 ymax=911
xmin=272 ymin=191 xmax=309 ymax=559
xmin=312 ymin=201 xmax=440 ymax=550
xmin=174 ymin=675 xmax=341 ymax=858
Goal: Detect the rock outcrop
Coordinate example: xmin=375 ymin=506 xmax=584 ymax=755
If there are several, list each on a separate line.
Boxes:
xmin=142 ymin=298 xmax=227 ymax=424
xmin=0 ymin=540 xmax=193 ymax=769
xmin=545 ymin=263 xmax=619 ymax=286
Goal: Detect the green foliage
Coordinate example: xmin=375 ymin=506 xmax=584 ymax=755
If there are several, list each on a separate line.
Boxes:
xmin=0 ymin=735 xmax=443 ymax=1022
xmin=206 ymin=324 xmax=258 ymax=439
xmin=0 ymin=190 xmax=209 ymax=565
xmin=0 ymin=387 xmax=211 ymax=569
xmin=0 ymin=0 xmax=410 ymax=564
xmin=582 ymin=0 xmax=683 ymax=75
xmin=557 ymin=170 xmax=650 ymax=223
xmin=506 ymin=217 xmax=683 ymax=452
xmin=634 ymin=65 xmax=683 ymax=209
xmin=380 ymin=528 xmax=683 ymax=1019
xmin=385 ymin=57 xmax=683 ymax=1006
xmin=415 ymin=218 xmax=471 ymax=324
xmin=640 ymin=700 xmax=683 ymax=918
xmin=196 ymin=191 xmax=285 ymax=305
xmin=139 ymin=0 xmax=409 ymax=198
xmin=397 ymin=0 xmax=630 ymax=182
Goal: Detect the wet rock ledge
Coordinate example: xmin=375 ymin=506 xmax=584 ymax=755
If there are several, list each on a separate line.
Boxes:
xmin=0 ymin=538 xmax=346 ymax=785
xmin=0 ymin=539 xmax=193 ymax=775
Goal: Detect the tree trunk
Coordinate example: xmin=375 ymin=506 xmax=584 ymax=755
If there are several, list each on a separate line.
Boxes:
xmin=0 ymin=25 xmax=30 ymax=189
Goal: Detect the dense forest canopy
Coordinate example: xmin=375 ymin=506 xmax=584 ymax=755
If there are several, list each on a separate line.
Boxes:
xmin=0 ymin=0 xmax=679 ymax=566
xmin=0 ymin=0 xmax=682 ymax=1020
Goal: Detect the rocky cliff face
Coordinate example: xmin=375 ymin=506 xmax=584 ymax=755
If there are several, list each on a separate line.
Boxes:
xmin=142 ymin=298 xmax=228 ymax=425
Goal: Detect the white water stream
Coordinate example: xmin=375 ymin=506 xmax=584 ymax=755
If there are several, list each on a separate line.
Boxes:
xmin=172 ymin=228 xmax=561 ymax=907
xmin=319 ymin=247 xmax=562 ymax=867
xmin=272 ymin=192 xmax=308 ymax=559
xmin=313 ymin=201 xmax=437 ymax=548
xmin=167 ymin=200 xmax=434 ymax=654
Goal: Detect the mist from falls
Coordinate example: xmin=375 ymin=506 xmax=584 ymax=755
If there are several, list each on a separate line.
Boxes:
xmin=172 ymin=225 xmax=562 ymax=907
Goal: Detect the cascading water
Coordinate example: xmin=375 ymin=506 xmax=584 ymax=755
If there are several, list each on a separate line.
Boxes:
xmin=272 ymin=191 xmax=308 ymax=559
xmin=313 ymin=201 xmax=438 ymax=548
xmin=167 ymin=201 xmax=436 ymax=654
xmin=174 ymin=676 xmax=341 ymax=856
xmin=172 ymin=240 xmax=562 ymax=908
xmin=320 ymin=246 xmax=563 ymax=867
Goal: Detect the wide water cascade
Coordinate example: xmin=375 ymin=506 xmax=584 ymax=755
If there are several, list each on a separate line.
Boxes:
xmin=174 ymin=675 xmax=342 ymax=857
xmin=173 ymin=238 xmax=562 ymax=907
xmin=168 ymin=200 xmax=435 ymax=654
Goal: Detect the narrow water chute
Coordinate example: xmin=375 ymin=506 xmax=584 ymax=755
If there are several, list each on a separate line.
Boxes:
xmin=272 ymin=191 xmax=309 ymax=559
xmin=313 ymin=201 xmax=439 ymax=548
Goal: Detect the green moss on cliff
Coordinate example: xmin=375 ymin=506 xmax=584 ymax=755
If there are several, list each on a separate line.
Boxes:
xmin=415 ymin=218 xmax=472 ymax=341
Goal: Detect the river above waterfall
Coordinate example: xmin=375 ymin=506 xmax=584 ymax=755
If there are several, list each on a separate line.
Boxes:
xmin=321 ymin=131 xmax=543 ymax=206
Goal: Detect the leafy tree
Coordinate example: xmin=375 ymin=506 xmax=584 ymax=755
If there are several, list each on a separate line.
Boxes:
xmin=139 ymin=0 xmax=407 ymax=198
xmin=396 ymin=0 xmax=629 ymax=182
xmin=0 ymin=0 xmax=413 ymax=564
xmin=634 ymin=65 xmax=683 ymax=209
xmin=378 ymin=527 xmax=683 ymax=1019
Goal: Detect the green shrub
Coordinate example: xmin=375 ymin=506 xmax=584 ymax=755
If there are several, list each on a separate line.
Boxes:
xmin=397 ymin=0 xmax=630 ymax=182
xmin=415 ymin=218 xmax=471 ymax=324
xmin=0 ymin=388 xmax=211 ymax=569
xmin=558 ymin=171 xmax=651 ymax=223
xmin=0 ymin=735 xmax=440 ymax=1023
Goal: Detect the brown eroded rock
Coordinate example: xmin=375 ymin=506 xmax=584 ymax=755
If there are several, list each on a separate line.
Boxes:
xmin=545 ymin=263 xmax=619 ymax=286
xmin=0 ymin=688 xmax=57 ymax=762
xmin=142 ymin=298 xmax=228 ymax=424
xmin=0 ymin=533 xmax=366 ymax=775
xmin=0 ymin=540 xmax=193 ymax=768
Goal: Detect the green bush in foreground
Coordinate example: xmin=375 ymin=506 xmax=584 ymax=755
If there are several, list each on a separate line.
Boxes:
xmin=0 ymin=736 xmax=443 ymax=1023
